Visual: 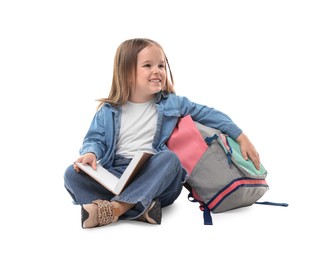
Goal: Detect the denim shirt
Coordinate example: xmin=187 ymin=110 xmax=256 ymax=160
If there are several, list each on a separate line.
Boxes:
xmin=80 ymin=91 xmax=242 ymax=168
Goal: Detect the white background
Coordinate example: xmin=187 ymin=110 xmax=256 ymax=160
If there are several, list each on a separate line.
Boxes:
xmin=1 ymin=0 xmax=323 ymax=259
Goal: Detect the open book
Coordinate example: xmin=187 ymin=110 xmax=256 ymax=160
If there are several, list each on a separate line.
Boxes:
xmin=75 ymin=150 xmax=154 ymax=195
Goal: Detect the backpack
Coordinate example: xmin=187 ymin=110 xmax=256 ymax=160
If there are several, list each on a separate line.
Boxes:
xmin=167 ymin=115 xmax=288 ymax=225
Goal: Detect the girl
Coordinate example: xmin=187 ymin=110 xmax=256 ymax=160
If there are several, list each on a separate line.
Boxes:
xmin=63 ymin=38 xmax=260 ymax=229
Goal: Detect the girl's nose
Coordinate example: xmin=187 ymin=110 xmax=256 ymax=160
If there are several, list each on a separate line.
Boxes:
xmin=153 ymin=66 xmax=159 ymax=74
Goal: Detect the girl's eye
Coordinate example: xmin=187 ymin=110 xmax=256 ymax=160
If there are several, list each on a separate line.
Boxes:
xmin=144 ymin=64 xmax=151 ymax=67
xmin=159 ymin=64 xmax=165 ymax=69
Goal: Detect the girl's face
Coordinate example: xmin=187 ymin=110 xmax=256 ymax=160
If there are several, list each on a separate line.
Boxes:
xmin=131 ymin=44 xmax=166 ymax=103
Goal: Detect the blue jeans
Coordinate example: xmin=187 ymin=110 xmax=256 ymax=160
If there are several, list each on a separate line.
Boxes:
xmin=64 ymin=150 xmax=186 ymax=219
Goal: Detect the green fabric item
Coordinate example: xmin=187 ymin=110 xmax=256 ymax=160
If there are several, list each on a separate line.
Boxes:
xmin=226 ymin=136 xmax=267 ymax=177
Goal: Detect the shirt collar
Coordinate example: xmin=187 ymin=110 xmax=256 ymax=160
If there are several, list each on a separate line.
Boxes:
xmin=154 ymin=90 xmax=169 ymax=103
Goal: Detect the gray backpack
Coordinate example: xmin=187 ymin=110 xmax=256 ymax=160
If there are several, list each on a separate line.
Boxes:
xmin=167 ymin=115 xmax=287 ymax=225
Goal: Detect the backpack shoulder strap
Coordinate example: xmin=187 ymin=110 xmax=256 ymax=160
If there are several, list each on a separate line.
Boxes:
xmin=188 ymin=192 xmax=213 ymax=225
xmin=255 ymin=201 xmax=289 ymax=207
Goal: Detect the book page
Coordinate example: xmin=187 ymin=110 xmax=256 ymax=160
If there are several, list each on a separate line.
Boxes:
xmin=75 ymin=163 xmax=119 ymax=193
xmin=75 ymin=150 xmax=154 ymax=195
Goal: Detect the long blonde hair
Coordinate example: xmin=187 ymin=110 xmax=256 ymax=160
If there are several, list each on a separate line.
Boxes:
xmin=97 ymin=38 xmax=175 ymax=109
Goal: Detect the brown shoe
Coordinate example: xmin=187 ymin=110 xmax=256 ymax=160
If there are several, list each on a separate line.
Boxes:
xmin=81 ymin=200 xmax=118 ymax=229
xmin=137 ymin=199 xmax=162 ymax=224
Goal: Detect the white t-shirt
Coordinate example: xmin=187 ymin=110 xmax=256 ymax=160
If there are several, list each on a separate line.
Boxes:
xmin=116 ymin=99 xmax=157 ymax=158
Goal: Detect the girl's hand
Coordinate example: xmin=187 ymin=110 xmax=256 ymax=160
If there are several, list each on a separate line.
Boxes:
xmin=73 ymin=152 xmax=97 ymax=172
xmin=236 ymin=133 xmax=260 ymax=170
